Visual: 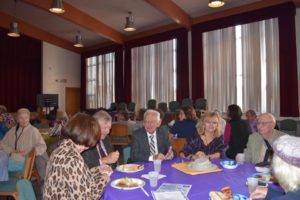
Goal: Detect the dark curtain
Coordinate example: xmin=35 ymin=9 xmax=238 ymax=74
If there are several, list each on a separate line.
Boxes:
xmin=0 ymin=27 xmax=41 ymax=112
xmin=191 ymin=2 xmax=299 ymax=116
xmin=123 ymin=28 xmax=189 ymax=103
xmin=80 ymin=44 xmax=124 ymax=110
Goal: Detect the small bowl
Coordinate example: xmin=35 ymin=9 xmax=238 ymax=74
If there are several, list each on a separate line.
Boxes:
xmin=220 ymin=160 xmax=238 ymax=169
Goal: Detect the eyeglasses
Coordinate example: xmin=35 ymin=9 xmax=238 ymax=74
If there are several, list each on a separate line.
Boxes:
xmin=257 ymin=121 xmax=273 ymax=126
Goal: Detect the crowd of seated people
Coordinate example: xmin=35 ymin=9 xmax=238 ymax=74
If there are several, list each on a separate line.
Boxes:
xmin=1 ymin=101 xmax=299 ymax=200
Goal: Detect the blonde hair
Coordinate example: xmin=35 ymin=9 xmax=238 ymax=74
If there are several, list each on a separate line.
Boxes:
xmin=272 ymin=154 xmax=300 ymax=192
xmin=197 ymin=111 xmax=222 ymax=138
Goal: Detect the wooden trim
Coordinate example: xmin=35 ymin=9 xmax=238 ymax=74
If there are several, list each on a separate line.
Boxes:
xmin=192 ymin=0 xmax=292 ymax=24
xmin=0 ymin=12 xmax=81 ymax=53
xmin=22 ymin=0 xmax=124 ymax=44
xmin=144 ymin=0 xmax=192 ymax=29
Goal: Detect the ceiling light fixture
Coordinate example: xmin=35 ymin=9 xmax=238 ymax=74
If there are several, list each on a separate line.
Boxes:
xmin=49 ymin=0 xmax=65 ymax=14
xmin=208 ymin=0 xmax=225 ymax=8
xmin=74 ymin=31 xmax=84 ymax=48
xmin=124 ymin=12 xmax=136 ymax=32
xmin=8 ymin=0 xmax=20 ymax=37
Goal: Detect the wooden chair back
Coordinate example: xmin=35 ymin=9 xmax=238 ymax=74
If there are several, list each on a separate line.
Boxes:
xmin=171 ymin=138 xmax=187 ymax=156
xmin=110 ymin=123 xmax=130 ymax=146
xmin=23 ymin=148 xmax=36 ymax=180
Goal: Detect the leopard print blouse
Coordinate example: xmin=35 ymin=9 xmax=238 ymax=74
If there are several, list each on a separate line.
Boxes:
xmin=43 ymin=139 xmax=110 ymax=200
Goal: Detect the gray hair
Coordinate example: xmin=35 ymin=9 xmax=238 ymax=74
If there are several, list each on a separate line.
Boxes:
xmin=259 ymin=113 xmax=276 ymax=123
xmin=272 ymin=154 xmax=300 ymax=192
xmin=93 ymin=110 xmax=112 ymax=122
xmin=144 ymin=109 xmax=160 ymax=121
xmin=17 ymin=108 xmax=30 ymax=117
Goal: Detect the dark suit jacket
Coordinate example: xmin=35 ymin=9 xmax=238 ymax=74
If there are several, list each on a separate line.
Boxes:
xmin=81 ymin=136 xmax=113 ymax=169
xmin=265 ymin=187 xmax=300 ymax=200
xmin=130 ymin=127 xmax=171 ymax=162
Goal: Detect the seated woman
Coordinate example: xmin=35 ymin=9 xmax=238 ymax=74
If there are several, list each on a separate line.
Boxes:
xmin=250 ymin=135 xmax=300 ymax=200
xmin=169 ymin=106 xmax=198 ymax=141
xmin=180 ymin=111 xmax=226 ymax=160
xmin=43 ymin=113 xmax=112 ymax=199
xmin=224 ymin=104 xmax=251 ymax=160
xmin=0 ymin=105 xmax=16 ymax=140
xmin=49 ymin=110 xmax=69 ymax=137
xmin=0 ymin=108 xmax=48 ymax=178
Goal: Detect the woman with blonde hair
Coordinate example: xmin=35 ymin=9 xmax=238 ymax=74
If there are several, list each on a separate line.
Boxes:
xmin=180 ymin=111 xmax=226 ymax=160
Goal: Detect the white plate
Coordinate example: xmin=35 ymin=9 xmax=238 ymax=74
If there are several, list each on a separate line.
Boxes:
xmin=252 ymin=172 xmax=275 ymax=184
xmin=220 ymin=160 xmax=238 ymax=169
xmin=209 ymin=193 xmax=249 ymax=200
xmin=111 ymin=177 xmax=145 ymax=190
xmin=116 ymin=164 xmax=144 ymax=173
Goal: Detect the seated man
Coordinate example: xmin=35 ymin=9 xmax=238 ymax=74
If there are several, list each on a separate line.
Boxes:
xmin=130 ymin=109 xmax=174 ymax=162
xmin=81 ymin=110 xmax=119 ymax=169
xmin=0 ymin=108 xmax=48 ymax=179
xmin=244 ymin=113 xmax=285 ymax=165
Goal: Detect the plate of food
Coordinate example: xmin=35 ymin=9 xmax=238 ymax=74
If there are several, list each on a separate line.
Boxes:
xmin=252 ymin=172 xmax=276 ymax=184
xmin=111 ymin=177 xmax=145 ymax=190
xmin=209 ymin=186 xmax=249 ymax=200
xmin=116 ymin=164 xmax=144 ymax=173
xmin=220 ymin=160 xmax=238 ymax=169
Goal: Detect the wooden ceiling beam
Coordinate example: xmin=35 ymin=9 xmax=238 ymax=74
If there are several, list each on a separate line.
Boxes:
xmin=22 ymin=0 xmax=124 ymax=44
xmin=0 ymin=12 xmax=81 ymax=53
xmin=193 ymin=0 xmax=292 ymax=24
xmin=144 ymin=0 xmax=191 ymax=30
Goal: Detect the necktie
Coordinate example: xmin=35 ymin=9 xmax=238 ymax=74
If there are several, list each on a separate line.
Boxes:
xmin=263 ymin=139 xmax=272 ymax=162
xmin=149 ymin=135 xmax=156 ymax=155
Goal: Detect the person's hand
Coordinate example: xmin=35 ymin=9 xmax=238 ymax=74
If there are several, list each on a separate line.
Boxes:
xmin=154 ymin=153 xmax=165 ymax=160
xmin=179 ymin=152 xmax=186 ymax=158
xmin=101 ymin=151 xmax=120 ymax=164
xmin=99 ymin=164 xmax=113 ymax=176
xmin=165 ymin=146 xmax=174 ymax=160
xmin=16 ymin=149 xmax=27 ymax=156
xmin=250 ymin=186 xmax=268 ymax=200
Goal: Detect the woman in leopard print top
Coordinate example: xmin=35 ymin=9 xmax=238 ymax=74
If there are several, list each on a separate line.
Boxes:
xmin=43 ymin=113 xmax=112 ymax=200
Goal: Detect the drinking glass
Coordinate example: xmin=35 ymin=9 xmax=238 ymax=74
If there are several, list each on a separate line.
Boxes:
xmin=154 ymin=160 xmax=161 ymax=173
xmin=148 ymin=171 xmax=159 ymax=187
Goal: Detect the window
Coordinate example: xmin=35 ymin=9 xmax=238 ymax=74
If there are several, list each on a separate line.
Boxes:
xmin=131 ymin=39 xmax=177 ymax=109
xmin=203 ymin=18 xmax=279 ymax=115
xmin=86 ymin=52 xmax=115 ymax=109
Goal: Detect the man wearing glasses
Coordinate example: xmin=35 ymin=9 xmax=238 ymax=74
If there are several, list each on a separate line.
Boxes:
xmin=244 ymin=113 xmax=285 ymax=164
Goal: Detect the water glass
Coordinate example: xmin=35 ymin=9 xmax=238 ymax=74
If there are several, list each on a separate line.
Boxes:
xmin=154 ymin=160 xmax=161 ymax=173
xmin=148 ymin=171 xmax=159 ymax=187
xmin=247 ymin=177 xmax=258 ymax=194
xmin=236 ymin=153 xmax=245 ymax=164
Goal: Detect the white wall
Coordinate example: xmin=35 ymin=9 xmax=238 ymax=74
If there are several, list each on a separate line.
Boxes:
xmin=42 ymin=42 xmax=81 ymax=111
xmin=296 ymin=8 xmax=300 ymax=114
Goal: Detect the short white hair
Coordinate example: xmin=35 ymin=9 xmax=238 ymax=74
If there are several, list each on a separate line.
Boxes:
xmin=272 ymin=154 xmax=300 ymax=192
xmin=259 ymin=113 xmax=276 ymax=123
xmin=17 ymin=108 xmax=30 ymax=117
xmin=144 ymin=109 xmax=160 ymax=121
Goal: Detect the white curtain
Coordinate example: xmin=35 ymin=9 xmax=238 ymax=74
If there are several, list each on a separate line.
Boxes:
xmin=202 ymin=18 xmax=279 ymax=115
xmin=131 ymin=39 xmax=177 ymax=110
xmin=203 ymin=27 xmax=237 ymax=112
xmin=86 ymin=52 xmax=115 ymax=109
xmin=241 ymin=18 xmax=279 ymax=115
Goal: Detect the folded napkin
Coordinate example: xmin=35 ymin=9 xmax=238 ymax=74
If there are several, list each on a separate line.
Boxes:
xmin=141 ymin=174 xmax=166 ymax=180
xmin=172 ymin=162 xmax=222 ymax=175
xmin=152 ymin=191 xmax=188 ymax=200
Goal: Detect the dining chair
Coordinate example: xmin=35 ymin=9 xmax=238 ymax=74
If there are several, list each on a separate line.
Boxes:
xmin=122 ymin=146 xmax=131 ymax=164
xmin=195 ymin=98 xmax=207 ymax=111
xmin=181 ymin=98 xmax=193 ymax=107
xmin=110 ymin=123 xmax=130 ymax=147
xmin=127 ymin=102 xmax=136 ymax=120
xmin=147 ymin=99 xmax=157 ymax=109
xmin=279 ymin=119 xmax=298 ymax=136
xmin=158 ymin=102 xmax=168 ymax=113
xmin=169 ymin=101 xmax=179 ymax=113
xmin=0 ymin=148 xmax=36 ymax=200
xmin=171 ymin=138 xmax=187 ymax=157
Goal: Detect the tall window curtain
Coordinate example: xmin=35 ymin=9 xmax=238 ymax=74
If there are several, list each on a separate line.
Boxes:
xmin=241 ymin=18 xmax=279 ymax=115
xmin=131 ymin=39 xmax=176 ymax=109
xmin=203 ymin=27 xmax=236 ymax=112
xmin=86 ymin=52 xmax=115 ymax=109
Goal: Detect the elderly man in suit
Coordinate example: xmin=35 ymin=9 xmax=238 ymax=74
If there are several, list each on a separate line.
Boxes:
xmin=130 ymin=109 xmax=174 ymax=162
xmin=244 ymin=113 xmax=285 ymax=165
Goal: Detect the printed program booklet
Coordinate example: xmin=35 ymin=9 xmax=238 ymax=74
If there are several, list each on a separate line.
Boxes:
xmin=156 ymin=183 xmax=191 ymax=196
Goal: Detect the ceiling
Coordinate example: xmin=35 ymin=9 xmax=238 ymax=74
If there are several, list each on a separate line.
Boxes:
xmin=0 ymin=0 xmax=299 ymax=53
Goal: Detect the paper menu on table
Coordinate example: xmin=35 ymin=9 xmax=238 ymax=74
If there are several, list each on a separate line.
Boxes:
xmin=152 ymin=191 xmax=188 ymax=200
xmin=156 ymin=183 xmax=192 ymax=197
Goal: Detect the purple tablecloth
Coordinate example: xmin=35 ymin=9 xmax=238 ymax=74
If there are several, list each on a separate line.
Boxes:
xmin=0 ymin=150 xmax=9 ymax=181
xmin=102 ymin=158 xmax=258 ymax=200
